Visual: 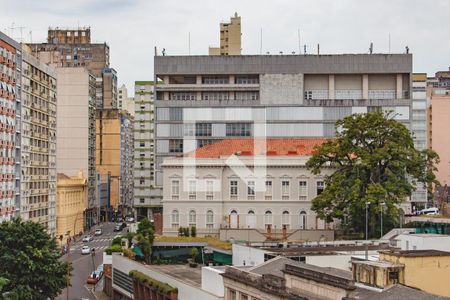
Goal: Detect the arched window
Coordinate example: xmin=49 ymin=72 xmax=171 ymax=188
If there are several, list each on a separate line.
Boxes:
xmin=171 ymin=210 xmax=179 ymax=227
xmin=264 ymin=210 xmax=272 ymax=225
xmin=246 ymin=210 xmax=256 ymax=228
xmin=206 ymin=210 xmax=214 ymax=225
xmin=300 ymin=211 xmax=307 ymax=229
xmin=189 ymin=210 xmax=196 ymax=225
xmin=282 ymin=211 xmax=290 ymax=225
xmin=229 ymin=210 xmax=238 ymax=228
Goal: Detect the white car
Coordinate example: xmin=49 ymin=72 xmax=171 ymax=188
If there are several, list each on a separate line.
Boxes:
xmin=81 ymin=246 xmax=90 ymax=255
xmin=95 ymin=229 xmax=102 ymax=236
xmin=83 ymin=235 xmax=93 ymax=242
xmin=419 ymin=207 xmax=440 ymax=215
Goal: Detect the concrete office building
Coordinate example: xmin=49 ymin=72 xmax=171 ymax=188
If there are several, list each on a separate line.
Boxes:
xmin=133 ymin=81 xmax=160 ymax=220
xmin=154 ymin=54 xmax=413 ymax=198
xmin=209 ymin=13 xmax=241 ymax=56
xmin=96 ymin=109 xmax=134 ymax=216
xmin=28 ymin=27 xmax=117 ymax=110
xmin=57 ymin=67 xmax=97 ymax=227
xmin=118 ymin=84 xmax=135 ymax=116
xmin=0 ymin=31 xmax=21 ymax=222
xmin=20 ymin=48 xmax=57 ymax=235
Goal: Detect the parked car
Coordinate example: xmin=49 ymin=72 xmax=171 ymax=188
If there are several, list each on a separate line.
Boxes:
xmin=126 ymin=217 xmax=135 ymax=223
xmin=114 ymin=224 xmax=122 ymax=232
xmin=87 ymin=265 xmax=104 ymax=284
xmin=419 ymin=207 xmax=440 ymax=215
xmin=81 ymin=246 xmax=91 ymax=255
xmin=82 ymin=235 xmax=93 ymax=242
xmin=95 ymin=229 xmax=102 ymax=236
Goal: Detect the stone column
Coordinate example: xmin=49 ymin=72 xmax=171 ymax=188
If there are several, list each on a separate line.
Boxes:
xmin=196 ymin=75 xmax=202 ymax=84
xmin=363 ymin=74 xmax=369 ymax=100
xmin=230 ymin=75 xmax=235 ymax=84
xmin=163 ymin=75 xmax=169 ymax=84
xmin=328 ymin=75 xmax=335 ymax=100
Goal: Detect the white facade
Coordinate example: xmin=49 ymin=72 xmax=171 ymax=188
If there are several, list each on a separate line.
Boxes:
xmin=162 ymin=155 xmax=332 ymax=236
xmin=118 ymin=84 xmax=135 ymax=117
xmin=395 ymin=233 xmax=450 ymax=251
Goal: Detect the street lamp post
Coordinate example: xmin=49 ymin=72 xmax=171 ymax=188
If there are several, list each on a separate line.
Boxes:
xmin=380 ymin=202 xmax=386 ymax=238
xmin=365 ymin=202 xmax=371 ymax=240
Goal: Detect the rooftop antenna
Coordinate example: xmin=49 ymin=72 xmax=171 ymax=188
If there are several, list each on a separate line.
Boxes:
xmin=405 ymin=46 xmax=409 ymax=54
xmin=388 ymin=33 xmax=391 ymax=54
xmin=29 ymin=31 xmax=32 ymax=43
xmin=260 ymin=28 xmax=263 ymax=55
xmin=9 ymin=23 xmax=25 ymax=42
xmin=304 ymin=44 xmax=307 ymax=55
xmin=317 ymin=44 xmax=320 ymax=55
xmin=298 ymin=28 xmax=301 ymax=54
xmin=162 ymin=48 xmax=166 ymax=56
xmin=369 ymin=42 xmax=373 ymax=54
xmin=154 ymin=46 xmax=158 ymax=56
xmin=279 ymin=51 xmax=283 ymax=55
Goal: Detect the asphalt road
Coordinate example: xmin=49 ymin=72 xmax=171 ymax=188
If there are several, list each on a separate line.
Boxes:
xmin=56 ymin=222 xmax=118 ymax=300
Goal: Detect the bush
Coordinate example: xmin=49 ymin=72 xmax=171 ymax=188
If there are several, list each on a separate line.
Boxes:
xmin=190 ymin=247 xmax=199 ymax=260
xmin=190 ymin=226 xmax=197 ymax=237
xmin=178 ymin=227 xmax=183 ymax=236
xmin=183 ymin=227 xmax=190 ymax=237
xmin=105 ymin=244 xmax=123 ymax=255
xmin=123 ymin=248 xmax=136 ymax=260
xmin=189 ymin=262 xmax=198 ymax=268
xmin=112 ymin=236 xmax=123 ymax=246
xmin=129 ymin=270 xmax=178 ymax=294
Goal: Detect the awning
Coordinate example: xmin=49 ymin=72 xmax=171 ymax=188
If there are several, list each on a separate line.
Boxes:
xmin=132 ymin=246 xmax=144 ymax=257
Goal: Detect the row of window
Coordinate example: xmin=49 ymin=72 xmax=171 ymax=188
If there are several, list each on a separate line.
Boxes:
xmin=170 ymin=209 xmax=308 ymax=228
xmin=168 ymin=92 xmax=259 ymax=101
xmin=170 ymin=179 xmax=324 ymax=200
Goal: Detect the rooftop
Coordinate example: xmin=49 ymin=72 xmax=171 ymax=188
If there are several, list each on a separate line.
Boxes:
xmin=187 ymin=138 xmax=327 ymax=159
xmin=380 ymin=249 xmax=450 ymax=257
xmin=144 ymin=264 xmax=202 ymax=288
xmin=261 ymin=243 xmax=391 ymax=255
xmin=365 ymin=284 xmax=450 ymax=300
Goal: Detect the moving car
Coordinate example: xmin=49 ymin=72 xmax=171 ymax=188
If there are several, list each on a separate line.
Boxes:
xmin=81 ymin=246 xmax=90 ymax=255
xmin=82 ymin=235 xmax=93 ymax=242
xmin=95 ymin=229 xmax=102 ymax=236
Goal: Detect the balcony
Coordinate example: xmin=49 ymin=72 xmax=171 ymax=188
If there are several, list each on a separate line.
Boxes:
xmin=156 ymin=83 xmax=260 ymax=92
xmin=368 ymin=90 xmax=396 ymax=100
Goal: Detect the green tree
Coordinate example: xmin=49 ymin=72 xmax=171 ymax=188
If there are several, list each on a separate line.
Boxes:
xmin=137 ymin=218 xmax=155 ymax=243
xmin=0 ymin=218 xmax=69 ymax=299
xmin=306 ymin=112 xmax=439 ymax=237
xmin=136 ymin=234 xmax=152 ymax=264
xmin=190 ymin=226 xmax=197 ymax=237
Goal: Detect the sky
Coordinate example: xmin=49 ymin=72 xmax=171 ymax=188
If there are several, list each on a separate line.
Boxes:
xmin=2 ymin=0 xmax=450 ymax=95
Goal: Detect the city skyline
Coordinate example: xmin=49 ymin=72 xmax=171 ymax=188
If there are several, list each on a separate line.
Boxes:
xmin=2 ymin=0 xmax=450 ymax=94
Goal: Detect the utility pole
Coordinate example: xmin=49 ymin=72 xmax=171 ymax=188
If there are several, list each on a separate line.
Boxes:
xmin=380 ymin=202 xmax=385 ymax=238
xmin=365 ymin=202 xmax=370 ymax=240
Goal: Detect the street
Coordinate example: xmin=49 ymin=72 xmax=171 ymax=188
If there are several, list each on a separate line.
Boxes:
xmin=57 ymin=222 xmax=117 ymax=300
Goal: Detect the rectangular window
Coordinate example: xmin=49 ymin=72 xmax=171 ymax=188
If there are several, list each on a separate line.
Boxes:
xmin=197 ymin=139 xmax=215 ymax=148
xmin=299 ymin=181 xmax=307 ymax=200
xmin=317 ymin=181 xmax=324 ymax=195
xmin=282 ymin=181 xmax=290 ymax=200
xmin=202 ymin=76 xmax=229 ymax=84
xmin=230 ymin=180 xmax=238 ymax=198
xmin=171 ymin=180 xmax=180 ymax=200
xmin=235 ymin=75 xmax=259 ymax=84
xmin=169 ymin=92 xmax=196 ymax=101
xmin=235 ymin=91 xmax=259 ymax=100
xmin=169 ymin=140 xmax=183 ymax=153
xmin=226 ymin=123 xmax=252 ymax=136
xmin=140 ymin=198 xmax=145 ymax=204
xmin=202 ymin=92 xmax=229 ymax=101
xmin=195 ymin=123 xmax=212 ymax=136
xmin=189 ymin=180 xmax=196 ymax=200
xmin=265 ymin=181 xmax=272 ymax=200
xmin=247 ymin=181 xmax=255 ymax=200
xmin=206 ymin=180 xmax=214 ymax=200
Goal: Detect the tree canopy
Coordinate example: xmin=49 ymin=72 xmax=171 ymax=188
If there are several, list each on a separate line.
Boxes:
xmin=0 ymin=218 xmax=69 ymax=299
xmin=306 ymin=112 xmax=439 ymax=237
xmin=136 ymin=218 xmax=155 ymax=263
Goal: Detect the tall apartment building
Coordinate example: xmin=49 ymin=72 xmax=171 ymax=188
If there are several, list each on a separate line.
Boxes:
xmin=209 ymin=13 xmax=241 ymax=56
xmin=57 ymin=67 xmax=97 ymax=228
xmin=28 ymin=27 xmax=116 ymax=109
xmin=0 ymin=31 xmax=21 ymax=222
xmin=96 ymin=109 xmax=134 ymax=216
xmin=410 ymin=73 xmax=428 ymax=208
xmin=133 ymin=81 xmax=159 ymax=220
xmin=154 ymin=54 xmax=417 ymax=211
xmin=118 ymin=84 xmax=135 ymax=116
xmin=20 ymin=48 xmax=57 ymax=235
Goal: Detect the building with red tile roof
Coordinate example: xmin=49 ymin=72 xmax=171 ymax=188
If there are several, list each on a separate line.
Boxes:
xmin=188 ymin=138 xmax=328 ymax=158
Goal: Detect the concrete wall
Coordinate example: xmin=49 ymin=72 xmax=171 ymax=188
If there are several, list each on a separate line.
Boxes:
xmin=201 ymin=267 xmax=225 ymax=297
xmin=430 ymin=95 xmax=450 ymax=186
xmin=155 ymin=54 xmax=412 ymax=75
xmin=112 ymin=254 xmax=222 ymax=300
xmin=260 ymin=74 xmax=303 ymax=105
xmin=396 ymin=234 xmax=450 ymax=251
xmin=232 ymin=243 xmax=267 ymax=266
